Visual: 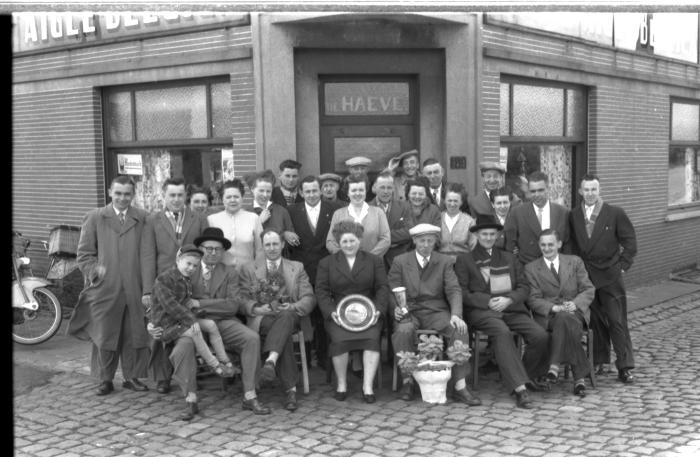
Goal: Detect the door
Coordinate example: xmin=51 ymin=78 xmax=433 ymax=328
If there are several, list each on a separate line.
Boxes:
xmin=319 ymin=75 xmax=418 ymax=180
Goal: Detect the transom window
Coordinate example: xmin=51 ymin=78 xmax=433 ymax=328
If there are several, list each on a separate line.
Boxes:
xmin=669 ymin=100 xmax=700 ymax=207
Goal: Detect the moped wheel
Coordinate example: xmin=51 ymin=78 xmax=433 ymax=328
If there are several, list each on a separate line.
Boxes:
xmin=13 ymin=287 xmax=62 ymax=345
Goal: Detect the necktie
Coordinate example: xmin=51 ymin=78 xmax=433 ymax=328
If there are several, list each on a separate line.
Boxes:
xmin=550 ymin=262 xmax=560 ymax=283
xmin=421 ymin=256 xmax=428 ymax=269
xmin=585 ymin=206 xmax=595 ymax=238
xmin=253 ymin=207 xmax=263 ymax=215
xmin=432 ymin=190 xmax=439 ymax=205
xmin=537 ymin=207 xmax=543 ymax=227
xmin=119 ymin=212 xmax=125 ymax=225
xmin=202 ymin=265 xmax=211 ymax=288
xmin=173 ymin=211 xmax=179 ymax=222
xmin=268 ymin=261 xmax=278 ymax=276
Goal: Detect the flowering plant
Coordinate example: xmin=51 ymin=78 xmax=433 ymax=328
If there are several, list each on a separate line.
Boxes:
xmin=255 ymin=272 xmax=290 ymax=312
xmin=396 ymin=334 xmax=471 ymax=375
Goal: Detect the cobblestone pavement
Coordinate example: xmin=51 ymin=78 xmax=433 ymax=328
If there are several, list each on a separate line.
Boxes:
xmin=14 ymin=292 xmax=700 ymax=457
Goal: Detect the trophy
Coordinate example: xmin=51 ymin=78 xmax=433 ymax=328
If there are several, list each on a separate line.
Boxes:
xmin=392 ymin=286 xmax=409 ymax=315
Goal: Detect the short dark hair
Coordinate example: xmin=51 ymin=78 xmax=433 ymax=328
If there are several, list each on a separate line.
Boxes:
xmin=444 ymin=182 xmax=470 ymax=213
xmin=186 ymin=184 xmax=213 ymax=205
xmin=300 ymin=175 xmax=320 ymax=189
xmin=331 ymin=219 xmax=364 ymax=243
xmin=528 ymin=171 xmax=549 ymax=185
xmin=539 ymin=228 xmax=561 ymax=242
xmin=162 ymin=176 xmax=186 ymax=191
xmin=489 ymin=186 xmax=514 ymax=203
xmin=421 ymin=158 xmax=440 ymax=168
xmin=404 ymin=176 xmax=433 ymax=203
xmin=260 ymin=228 xmax=283 ymax=243
xmin=279 ymin=159 xmax=302 ymax=171
xmin=373 ymin=170 xmax=395 ymax=186
xmin=246 ymin=170 xmax=276 ymax=190
xmin=222 ymin=178 xmax=245 ymax=197
xmin=343 ymin=174 xmax=367 ymax=195
xmin=111 ymin=175 xmax=136 ymax=190
xmin=580 ymin=173 xmax=600 ymax=185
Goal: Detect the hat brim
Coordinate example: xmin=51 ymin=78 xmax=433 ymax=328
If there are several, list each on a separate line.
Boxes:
xmin=469 ymin=223 xmax=504 ymax=233
xmin=194 ymin=235 xmax=232 ymax=251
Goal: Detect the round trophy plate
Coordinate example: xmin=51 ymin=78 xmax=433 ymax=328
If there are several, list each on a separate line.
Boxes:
xmin=336 ymin=294 xmax=377 ymax=332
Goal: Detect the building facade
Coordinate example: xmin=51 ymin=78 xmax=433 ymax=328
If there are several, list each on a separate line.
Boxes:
xmin=12 ymin=11 xmax=700 ymax=286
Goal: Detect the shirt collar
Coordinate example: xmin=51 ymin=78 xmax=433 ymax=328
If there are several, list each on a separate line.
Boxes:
xmin=112 ymin=205 xmax=127 ymax=216
xmin=305 ymin=201 xmax=320 ymax=211
xmin=253 ymin=200 xmax=272 ymax=209
xmin=533 ymin=200 xmax=550 ymax=212
xmin=267 ymin=258 xmax=282 ymax=269
xmin=415 ymin=251 xmax=430 ymax=264
xmin=546 ymin=256 xmax=559 ymax=269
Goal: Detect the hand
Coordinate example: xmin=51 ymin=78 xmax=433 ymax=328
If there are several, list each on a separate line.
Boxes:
xmin=449 ymin=315 xmax=467 ymax=335
xmin=259 ymin=208 xmax=271 ymax=224
xmin=331 ymin=311 xmax=342 ymax=327
xmin=284 ymin=231 xmax=300 ymax=247
xmin=147 ymin=322 xmax=164 ymax=340
xmin=190 ymin=322 xmax=201 ymax=336
xmin=189 ymin=299 xmax=200 ymax=309
xmin=562 ymin=301 xmax=577 ymax=313
xmin=277 ymin=302 xmax=292 ymax=311
xmin=253 ymin=304 xmax=274 ymax=316
xmin=394 ymin=306 xmax=408 ymax=322
xmin=370 ymin=311 xmax=380 ymax=327
xmin=91 ymin=264 xmax=106 ymax=284
xmin=141 ymin=294 xmax=152 ymax=307
xmin=488 ymin=296 xmax=512 ymax=312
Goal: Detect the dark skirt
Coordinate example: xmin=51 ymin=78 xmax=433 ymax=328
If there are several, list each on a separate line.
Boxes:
xmin=325 ymin=317 xmax=383 ymax=357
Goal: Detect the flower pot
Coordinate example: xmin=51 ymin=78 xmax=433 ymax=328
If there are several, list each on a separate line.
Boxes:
xmin=411 ymin=360 xmax=455 ymax=404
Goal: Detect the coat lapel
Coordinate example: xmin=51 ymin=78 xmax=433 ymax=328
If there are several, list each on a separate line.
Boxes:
xmin=586 ymin=203 xmax=608 ymax=248
xmin=558 ymin=255 xmax=572 ymax=288
xmin=180 ymin=208 xmax=195 ymax=240
xmin=332 ymin=252 xmax=355 ymax=282
xmin=157 ymin=211 xmax=178 ymax=245
xmin=280 ymin=259 xmax=298 ymax=298
xmin=316 ymin=202 xmax=334 ymax=241
xmin=536 ymin=258 xmax=561 ymax=291
xmin=208 ymin=264 xmax=227 ymax=295
xmin=525 ymin=204 xmax=542 ymax=234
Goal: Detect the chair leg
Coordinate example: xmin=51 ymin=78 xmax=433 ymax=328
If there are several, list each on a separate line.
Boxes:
xmin=392 ymin=357 xmax=399 ymax=392
xmin=296 ymin=332 xmax=310 ymax=395
xmin=587 ymin=329 xmax=596 ymax=388
xmin=470 ymin=330 xmax=480 ymax=390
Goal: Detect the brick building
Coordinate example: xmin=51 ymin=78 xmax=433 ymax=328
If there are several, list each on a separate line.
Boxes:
xmin=11 ymin=11 xmax=700 ymax=286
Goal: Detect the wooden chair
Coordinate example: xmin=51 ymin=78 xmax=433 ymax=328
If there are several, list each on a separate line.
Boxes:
xmin=563 ymin=327 xmax=596 ymax=388
xmin=292 ymin=330 xmax=310 ymax=394
xmin=468 ymin=329 xmax=523 ymax=390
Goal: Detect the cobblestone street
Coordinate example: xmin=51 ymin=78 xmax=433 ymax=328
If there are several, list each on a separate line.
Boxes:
xmin=13 ymin=292 xmax=700 ymax=457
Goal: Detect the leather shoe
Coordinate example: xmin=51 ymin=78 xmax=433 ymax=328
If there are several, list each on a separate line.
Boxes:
xmin=96 ymin=381 xmax=114 ymax=396
xmin=399 ymin=382 xmax=414 ymax=401
xmin=260 ymin=361 xmax=276 ymax=382
xmin=334 ymin=390 xmax=347 ymax=402
xmin=617 ymin=368 xmax=635 ymax=384
xmin=122 ymin=379 xmax=149 ymax=392
xmin=178 ymin=402 xmax=199 ymax=421
xmin=514 ymin=389 xmax=534 ymax=409
xmin=242 ymin=398 xmax=271 ymax=415
xmin=453 ymin=387 xmax=482 ymax=406
xmin=574 ymin=382 xmax=586 ymax=397
xmin=156 ymin=380 xmax=171 ymax=394
xmin=526 ymin=378 xmax=551 ymax=392
xmin=362 ymin=393 xmax=376 ymax=404
xmin=546 ymin=371 xmax=559 ymax=384
xmin=284 ymin=390 xmax=298 ymax=411
xmin=594 ymin=363 xmax=610 ymax=375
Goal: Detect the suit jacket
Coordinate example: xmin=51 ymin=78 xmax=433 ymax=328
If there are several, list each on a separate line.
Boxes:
xmin=191 ymin=262 xmax=245 ymax=321
xmin=504 ymin=201 xmax=570 ymax=264
xmin=287 ymin=200 xmax=339 ymax=285
xmin=412 ymin=203 xmax=442 ymax=227
xmin=67 ymin=205 xmax=150 ymax=351
xmin=326 ymin=205 xmax=391 ymax=257
xmin=387 ymin=250 xmax=462 ymax=319
xmin=316 ymin=250 xmax=389 ymax=320
xmin=238 ymin=258 xmax=316 ymax=337
xmin=141 ymin=208 xmax=208 ymax=294
xmin=370 ymin=197 xmax=416 ymax=268
xmin=271 ymin=186 xmax=303 ymax=208
xmin=468 ymin=189 xmax=496 ymax=218
xmin=439 ymin=211 xmax=477 ymax=255
xmin=246 ymin=202 xmax=294 ymax=234
xmin=429 ymin=182 xmax=447 ymax=211
xmin=569 ymin=201 xmax=637 ymax=288
xmin=454 ymin=244 xmax=530 ymax=325
xmin=524 ymin=254 xmax=595 ymax=327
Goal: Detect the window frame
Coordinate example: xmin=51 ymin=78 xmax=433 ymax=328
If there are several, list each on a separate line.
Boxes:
xmin=668 ymin=98 xmax=700 ymax=210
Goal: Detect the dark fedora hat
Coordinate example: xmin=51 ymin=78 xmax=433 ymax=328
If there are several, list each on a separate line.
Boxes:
xmin=469 ymin=214 xmax=504 ymax=233
xmin=194 ymin=227 xmax=232 ymax=250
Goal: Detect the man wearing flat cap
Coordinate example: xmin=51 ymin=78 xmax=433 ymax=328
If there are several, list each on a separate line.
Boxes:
xmin=388 ymin=223 xmax=481 ymax=406
xmin=454 ymin=215 xmax=550 ymax=409
xmin=318 ymin=173 xmax=346 ymax=204
xmin=343 ymin=156 xmax=375 ymax=202
xmin=468 ymin=161 xmax=509 ymax=218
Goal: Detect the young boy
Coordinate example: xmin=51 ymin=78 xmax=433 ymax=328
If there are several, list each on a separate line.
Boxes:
xmin=150 ymin=244 xmax=235 ymax=378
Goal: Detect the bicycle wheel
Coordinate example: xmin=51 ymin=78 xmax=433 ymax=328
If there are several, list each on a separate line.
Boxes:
xmin=13 ymin=287 xmax=62 ymax=345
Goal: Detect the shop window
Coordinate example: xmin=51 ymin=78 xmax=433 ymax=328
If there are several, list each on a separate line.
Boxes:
xmin=669 ymin=100 xmax=700 ymax=207
xmin=500 ymin=79 xmax=587 ymax=208
xmin=103 ymin=78 xmax=232 ymax=212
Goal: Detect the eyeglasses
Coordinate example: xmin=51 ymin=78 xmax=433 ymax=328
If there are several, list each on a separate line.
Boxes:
xmin=201 ymin=246 xmax=224 ymax=253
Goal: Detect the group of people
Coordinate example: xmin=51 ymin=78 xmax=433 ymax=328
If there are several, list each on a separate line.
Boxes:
xmin=67 ymin=149 xmax=637 ymax=420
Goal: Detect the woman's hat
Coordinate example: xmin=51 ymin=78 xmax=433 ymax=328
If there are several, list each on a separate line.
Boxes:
xmin=387 ymin=149 xmax=420 ymax=170
xmin=469 ymin=214 xmax=504 ymax=233
xmin=194 ymin=227 xmax=232 ymax=250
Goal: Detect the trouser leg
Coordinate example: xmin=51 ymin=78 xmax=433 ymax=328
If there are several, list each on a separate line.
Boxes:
xmin=148 ymin=339 xmax=173 ymax=382
xmin=392 ymin=318 xmax=418 ymax=381
xmin=471 ymin=316 xmax=530 ymax=392
xmin=548 ymin=312 xmax=590 ymax=379
xmin=259 ymin=311 xmax=300 ymax=390
xmin=504 ymin=313 xmax=550 ymax=381
xmin=217 ymin=319 xmax=261 ymax=393
xmin=590 ymin=292 xmax=611 ymax=365
xmin=118 ymin=305 xmax=149 ymax=380
xmin=169 ymin=337 xmax=197 ymax=398
xmin=598 ymin=281 xmax=635 ymax=370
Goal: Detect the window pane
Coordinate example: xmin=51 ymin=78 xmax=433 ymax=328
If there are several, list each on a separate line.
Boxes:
xmin=107 ymin=92 xmax=132 ymax=142
xmin=505 ymin=144 xmax=573 ymax=207
xmin=671 ymin=103 xmax=700 ymax=141
xmin=512 ymin=85 xmax=564 ymax=136
xmin=324 ymin=82 xmax=410 ymax=116
xmin=668 ymin=146 xmax=700 ymax=205
xmin=500 ymin=83 xmax=510 ymax=135
xmin=135 ymin=86 xmax=207 ymax=140
xmin=211 ymin=82 xmax=232 ymax=138
xmin=566 ymin=88 xmax=586 ymax=138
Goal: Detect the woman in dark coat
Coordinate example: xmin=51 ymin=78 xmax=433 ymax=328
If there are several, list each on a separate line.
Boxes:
xmin=316 ymin=220 xmax=389 ymax=403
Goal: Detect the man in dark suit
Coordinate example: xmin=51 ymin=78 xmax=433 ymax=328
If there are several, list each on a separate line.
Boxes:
xmin=271 ymin=159 xmax=304 ymax=208
xmin=504 ymin=171 xmax=570 ymax=265
xmin=287 ymin=175 xmax=340 ymax=367
xmin=454 ymin=215 xmax=550 ymax=409
xmin=525 ymin=228 xmax=595 ymax=397
xmin=370 ymin=170 xmax=416 ymax=270
xmin=421 ymin=159 xmax=447 ymax=210
xmin=569 ymin=174 xmax=637 ymax=383
xmin=389 ymin=224 xmax=481 ymax=406
xmin=141 ymin=176 xmax=208 ymax=394
xmin=468 ymin=161 xmax=506 ymax=218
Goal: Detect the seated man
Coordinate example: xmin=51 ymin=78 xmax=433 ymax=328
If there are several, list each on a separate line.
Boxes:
xmin=525 ymin=228 xmax=595 ymax=397
xmin=147 ymin=227 xmax=271 ymax=420
xmin=238 ymin=229 xmax=316 ymax=412
xmin=388 ymin=223 xmax=481 ymax=406
xmin=454 ymin=215 xmax=550 ymax=409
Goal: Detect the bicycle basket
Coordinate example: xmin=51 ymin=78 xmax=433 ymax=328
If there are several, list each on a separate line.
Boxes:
xmin=48 ymin=225 xmax=81 ymax=257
